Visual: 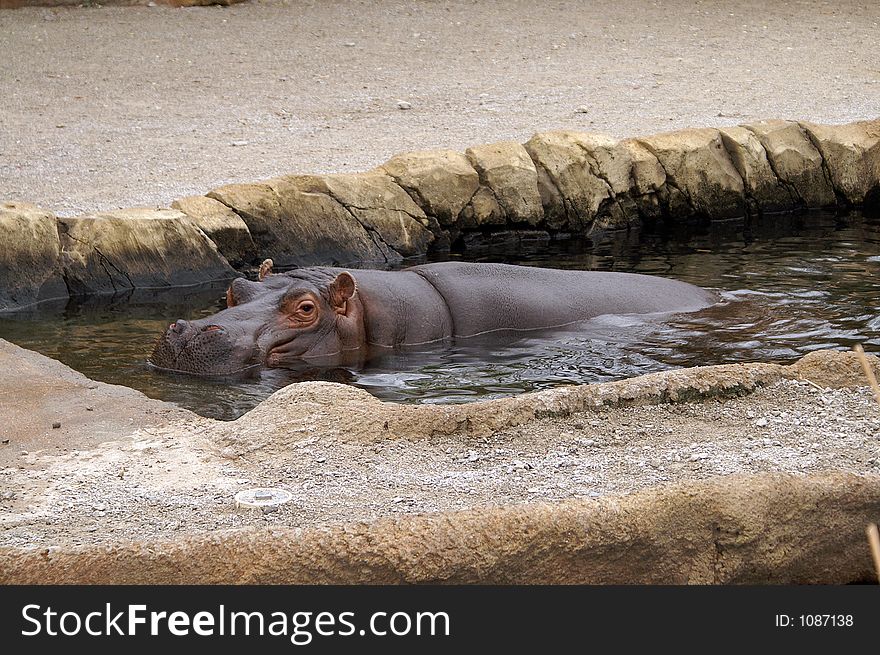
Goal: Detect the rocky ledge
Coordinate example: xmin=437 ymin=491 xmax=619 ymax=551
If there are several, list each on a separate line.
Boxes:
xmin=2 ymin=117 xmax=879 ymax=311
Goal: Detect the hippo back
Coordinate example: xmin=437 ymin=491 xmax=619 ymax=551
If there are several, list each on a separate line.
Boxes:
xmin=410 ymin=262 xmax=715 ymax=338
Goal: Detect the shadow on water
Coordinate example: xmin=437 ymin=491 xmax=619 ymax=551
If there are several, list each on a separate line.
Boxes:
xmin=1 ymin=210 xmax=878 ymax=419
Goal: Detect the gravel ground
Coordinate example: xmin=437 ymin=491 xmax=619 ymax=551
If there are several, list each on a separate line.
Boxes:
xmin=2 ymin=379 xmax=878 ymax=549
xmin=1 ymin=0 xmax=878 ymax=216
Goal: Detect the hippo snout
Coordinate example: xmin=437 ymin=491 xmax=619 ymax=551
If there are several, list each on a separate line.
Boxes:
xmin=149 ymin=317 xmax=255 ymax=376
xmin=169 ymin=319 xmax=190 ymax=335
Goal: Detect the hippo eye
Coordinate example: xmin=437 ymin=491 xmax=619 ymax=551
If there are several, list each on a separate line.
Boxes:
xmin=286 ymin=299 xmax=319 ymax=326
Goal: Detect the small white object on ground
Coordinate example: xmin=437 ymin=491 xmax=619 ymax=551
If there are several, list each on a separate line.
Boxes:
xmin=234 ymin=487 xmax=293 ymax=508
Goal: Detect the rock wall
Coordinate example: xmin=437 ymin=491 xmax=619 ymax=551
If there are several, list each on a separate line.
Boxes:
xmin=1 ymin=118 xmax=878 ymax=311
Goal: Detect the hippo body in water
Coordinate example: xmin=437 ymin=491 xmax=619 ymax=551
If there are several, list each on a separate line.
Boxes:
xmin=149 ymin=262 xmax=715 ymax=376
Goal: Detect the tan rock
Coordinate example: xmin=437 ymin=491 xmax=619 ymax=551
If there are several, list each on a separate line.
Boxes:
xmin=57 ymin=208 xmax=236 ymax=295
xmin=620 ymin=139 xmax=667 ymax=219
xmin=799 ymin=119 xmax=880 ymax=205
xmin=528 ymin=150 xmax=568 ymax=229
xmin=172 ymin=195 xmax=257 ymax=267
xmin=576 ymin=133 xmax=634 ymax=196
xmin=459 ymin=185 xmax=505 ymax=227
xmin=273 ymin=175 xmax=407 ymax=263
xmin=524 ymin=131 xmax=620 ymax=230
xmin=743 ymin=119 xmax=836 ymax=208
xmin=209 ymin=180 xmax=394 ymax=266
xmin=316 ymin=172 xmax=435 ymax=257
xmin=637 ymin=128 xmax=745 ymax=219
xmin=465 ymin=141 xmax=543 ymax=225
xmin=793 ymin=349 xmax=880 ymax=389
xmin=719 ymin=126 xmax=794 ymax=212
xmin=207 ymin=182 xmax=287 ymax=243
xmin=0 ymin=201 xmax=67 ymax=311
xmin=622 ymin=140 xmax=666 ymax=195
xmin=576 ymin=132 xmax=642 ymax=227
xmin=381 ymin=150 xmax=480 ymax=225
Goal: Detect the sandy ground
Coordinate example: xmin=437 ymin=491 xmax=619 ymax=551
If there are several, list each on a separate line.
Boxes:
xmin=0 ymin=340 xmax=191 ymax=468
xmin=2 ymin=374 xmax=878 ymax=549
xmin=1 ymin=0 xmax=878 ymax=216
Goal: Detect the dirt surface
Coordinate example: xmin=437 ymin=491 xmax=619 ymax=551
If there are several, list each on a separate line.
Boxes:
xmin=2 ymin=371 xmax=878 ymax=550
xmin=0 ymin=340 xmax=193 ymax=467
xmin=1 ymin=0 xmax=878 ymax=216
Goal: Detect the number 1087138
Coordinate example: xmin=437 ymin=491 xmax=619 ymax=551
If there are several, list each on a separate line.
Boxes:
xmin=775 ymin=614 xmax=854 ymax=627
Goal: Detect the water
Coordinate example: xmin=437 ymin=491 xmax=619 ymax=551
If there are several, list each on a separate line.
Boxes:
xmin=1 ymin=210 xmax=878 ymax=419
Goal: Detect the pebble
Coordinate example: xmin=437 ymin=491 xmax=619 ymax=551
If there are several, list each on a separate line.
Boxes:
xmin=231 ymin=140 xmax=249 ymax=147
xmin=52 ymin=421 xmax=61 ymax=429
xmin=396 ymin=101 xmax=413 ymax=110
xmin=344 ymin=42 xmax=356 ymax=47
xmin=576 ymin=106 xmax=589 ymax=113
xmin=755 ymin=418 xmax=768 ymax=427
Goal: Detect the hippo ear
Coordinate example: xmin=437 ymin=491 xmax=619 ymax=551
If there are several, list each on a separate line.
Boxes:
xmin=258 ymin=258 xmax=274 ymax=281
xmin=328 ymin=272 xmax=357 ymax=314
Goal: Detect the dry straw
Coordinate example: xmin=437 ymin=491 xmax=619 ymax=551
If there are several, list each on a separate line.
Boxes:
xmin=853 ymin=344 xmax=880 ymax=406
xmin=853 ymin=344 xmax=880 ymax=582
xmin=868 ymin=524 xmax=880 ymax=583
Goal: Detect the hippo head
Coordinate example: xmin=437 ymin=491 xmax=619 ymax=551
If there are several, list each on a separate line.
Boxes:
xmin=149 ymin=263 xmax=366 ymax=376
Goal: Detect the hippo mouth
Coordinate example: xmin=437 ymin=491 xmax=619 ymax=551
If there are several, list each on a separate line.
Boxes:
xmin=144 ymin=359 xmax=263 ymax=379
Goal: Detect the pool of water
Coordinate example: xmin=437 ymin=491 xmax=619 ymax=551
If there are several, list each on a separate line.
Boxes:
xmin=1 ymin=210 xmax=878 ymax=419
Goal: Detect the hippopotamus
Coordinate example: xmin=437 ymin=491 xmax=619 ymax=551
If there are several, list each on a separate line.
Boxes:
xmin=149 ymin=260 xmax=715 ymax=376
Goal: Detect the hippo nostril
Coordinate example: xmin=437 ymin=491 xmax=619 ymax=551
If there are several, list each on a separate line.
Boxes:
xmin=170 ymin=319 xmax=189 ymax=334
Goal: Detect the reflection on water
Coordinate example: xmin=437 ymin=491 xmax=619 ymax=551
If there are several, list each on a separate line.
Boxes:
xmin=1 ymin=211 xmax=878 ymax=419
